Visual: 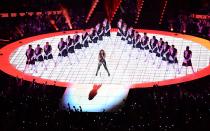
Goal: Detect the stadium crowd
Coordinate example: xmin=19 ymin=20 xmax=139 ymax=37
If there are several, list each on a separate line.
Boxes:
xmin=0 ymin=70 xmax=210 ymax=130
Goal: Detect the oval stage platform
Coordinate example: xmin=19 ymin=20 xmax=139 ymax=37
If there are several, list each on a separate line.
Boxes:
xmin=0 ymin=29 xmax=209 ymax=112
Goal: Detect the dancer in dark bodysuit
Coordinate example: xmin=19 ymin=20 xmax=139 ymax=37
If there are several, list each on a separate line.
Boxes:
xmin=95 ymin=49 xmax=110 ymax=76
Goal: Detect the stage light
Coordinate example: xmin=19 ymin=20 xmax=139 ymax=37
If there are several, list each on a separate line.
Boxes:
xmin=159 ymin=0 xmax=168 ymax=24
xmin=49 ymin=19 xmax=59 ymax=31
xmin=110 ymin=0 xmax=122 ymax=22
xmin=86 ymin=0 xmax=99 ymax=23
xmin=15 ymin=27 xmax=24 ymax=37
xmin=61 ymin=6 xmax=72 ymax=29
xmin=135 ymin=0 xmax=144 ymax=24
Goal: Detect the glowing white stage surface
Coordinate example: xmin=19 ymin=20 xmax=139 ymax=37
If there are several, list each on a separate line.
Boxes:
xmin=9 ymin=32 xmax=210 ymax=85
xmin=8 ymin=31 xmax=210 ymax=112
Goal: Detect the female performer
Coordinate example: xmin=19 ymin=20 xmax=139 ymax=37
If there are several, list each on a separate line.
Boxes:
xmin=95 ymin=49 xmax=110 ymax=76
xmin=179 ymin=46 xmax=194 ymax=74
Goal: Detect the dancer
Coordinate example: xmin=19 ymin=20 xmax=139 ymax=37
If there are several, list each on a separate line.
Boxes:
xmin=127 ymin=27 xmax=134 ymax=45
xmin=134 ymin=33 xmax=142 ymax=59
xmin=96 ymin=49 xmax=110 ymax=76
xmin=121 ymin=23 xmax=128 ymax=41
xmin=96 ymin=23 xmax=104 ymax=41
xmin=154 ymin=39 xmax=164 ymax=64
xmin=90 ymin=29 xmax=98 ymax=43
xmin=44 ymin=42 xmax=53 ymax=60
xmin=82 ymin=30 xmax=90 ymax=48
xmin=24 ymin=45 xmax=36 ymax=72
xmin=141 ymin=32 xmax=149 ymax=58
xmin=117 ymin=19 xmax=123 ymax=36
xmin=179 ymin=46 xmax=195 ymax=74
xmin=103 ymin=18 xmax=111 ymax=37
xmin=57 ymin=38 xmax=71 ymax=64
xmin=74 ymin=33 xmax=82 ymax=49
xmin=158 ymin=41 xmax=170 ymax=68
xmin=67 ymin=35 xmax=79 ymax=63
xmin=34 ymin=44 xmax=47 ymax=70
xmin=145 ymin=36 xmax=158 ymax=63
xmin=44 ymin=42 xmax=56 ymax=66
xmin=166 ymin=45 xmax=178 ymax=72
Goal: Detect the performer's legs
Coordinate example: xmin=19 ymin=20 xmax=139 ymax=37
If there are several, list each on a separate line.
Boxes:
xmin=157 ymin=59 xmax=163 ymax=68
xmin=81 ymin=48 xmax=87 ymax=58
xmin=96 ymin=62 xmax=102 ymax=76
xmin=175 ymin=63 xmax=179 ymax=73
xmin=166 ymin=63 xmax=170 ymax=71
xmin=23 ymin=64 xmax=29 ymax=72
xmin=185 ymin=66 xmax=188 ymax=75
xmin=190 ymin=66 xmax=195 ymax=73
xmin=32 ymin=64 xmax=37 ymax=73
xmin=74 ymin=53 xmax=80 ymax=63
xmin=145 ymin=52 xmax=154 ymax=63
xmin=129 ymin=46 xmax=133 ymax=57
xmin=42 ymin=61 xmax=47 ymax=70
xmin=102 ymin=61 xmax=110 ymax=76
xmin=67 ymin=55 xmax=72 ymax=65
xmin=178 ymin=66 xmax=182 ymax=74
xmin=136 ymin=48 xmax=142 ymax=59
xmin=153 ymin=55 xmax=159 ymax=65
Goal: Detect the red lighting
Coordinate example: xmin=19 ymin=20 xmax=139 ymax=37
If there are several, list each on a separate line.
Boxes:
xmin=86 ymin=0 xmax=99 ymax=23
xmin=61 ymin=6 xmax=72 ymax=29
xmin=159 ymin=0 xmax=168 ymax=24
xmin=135 ymin=0 xmax=144 ymax=24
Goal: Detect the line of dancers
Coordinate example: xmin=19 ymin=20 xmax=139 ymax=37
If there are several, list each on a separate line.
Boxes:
xmin=24 ymin=18 xmax=195 ymax=75
xmin=24 ymin=18 xmax=111 ymax=75
xmin=116 ymin=19 xmax=195 ymax=75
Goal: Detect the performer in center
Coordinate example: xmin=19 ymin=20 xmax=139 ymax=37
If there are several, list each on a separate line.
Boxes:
xmin=96 ymin=49 xmax=110 ymax=76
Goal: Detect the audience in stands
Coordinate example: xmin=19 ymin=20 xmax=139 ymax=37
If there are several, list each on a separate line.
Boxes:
xmin=0 ymin=70 xmax=209 ymax=130
xmin=168 ymin=14 xmax=210 ymax=38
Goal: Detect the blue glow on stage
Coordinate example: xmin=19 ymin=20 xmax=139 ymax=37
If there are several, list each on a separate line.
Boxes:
xmin=62 ymin=84 xmax=130 ymax=112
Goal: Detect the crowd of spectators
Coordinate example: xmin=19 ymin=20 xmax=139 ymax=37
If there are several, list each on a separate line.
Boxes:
xmin=167 ymin=14 xmax=210 ymax=39
xmin=0 ymin=70 xmax=210 ymax=130
xmin=0 ymin=10 xmax=86 ymax=42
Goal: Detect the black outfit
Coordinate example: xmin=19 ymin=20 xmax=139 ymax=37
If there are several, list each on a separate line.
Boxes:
xmin=96 ymin=53 xmax=110 ymax=76
xmin=127 ymin=30 xmax=134 ymax=45
xmin=168 ymin=48 xmax=178 ymax=64
xmin=26 ymin=48 xmax=35 ymax=65
xmin=117 ymin=22 xmax=122 ymax=36
xmin=82 ymin=32 xmax=89 ymax=47
xmin=58 ymin=41 xmax=68 ymax=57
xmin=161 ymin=45 xmax=170 ymax=61
xmin=67 ymin=38 xmax=75 ymax=53
xmin=74 ymin=35 xmax=82 ymax=49
xmin=121 ymin=29 xmax=128 ymax=41
xmin=141 ymin=36 xmax=149 ymax=50
xmin=35 ymin=47 xmax=44 ymax=61
xmin=134 ymin=36 xmax=141 ymax=48
xmin=97 ymin=26 xmax=104 ymax=41
xmin=90 ymin=31 xmax=98 ymax=43
xmin=149 ymin=38 xmax=158 ymax=53
xmin=156 ymin=44 xmax=163 ymax=57
xmin=104 ymin=23 xmax=111 ymax=36
xmin=182 ymin=50 xmax=192 ymax=66
xmin=44 ymin=45 xmax=53 ymax=60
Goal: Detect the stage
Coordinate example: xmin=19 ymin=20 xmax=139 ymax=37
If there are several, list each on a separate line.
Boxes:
xmin=0 ymin=29 xmax=209 ymax=112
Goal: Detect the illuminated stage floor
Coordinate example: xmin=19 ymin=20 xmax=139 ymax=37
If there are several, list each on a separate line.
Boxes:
xmin=10 ymin=32 xmax=210 ymax=85
xmin=3 ymin=30 xmax=209 ymax=112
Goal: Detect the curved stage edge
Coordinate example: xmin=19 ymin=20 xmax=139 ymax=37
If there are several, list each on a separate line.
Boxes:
xmin=0 ymin=29 xmax=209 ymax=88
